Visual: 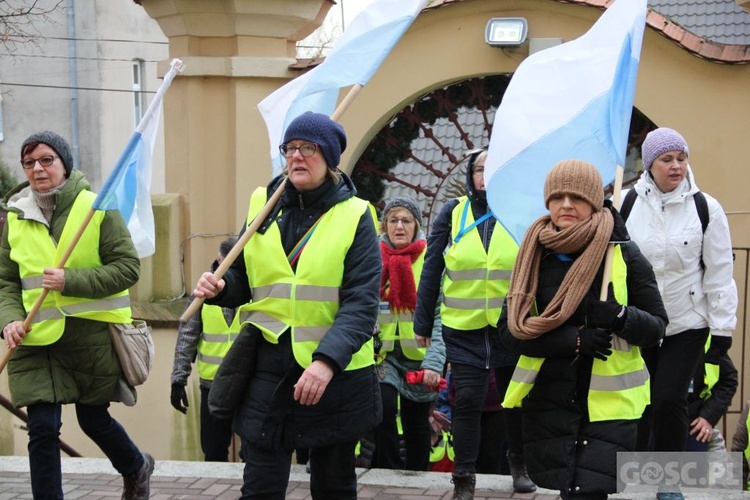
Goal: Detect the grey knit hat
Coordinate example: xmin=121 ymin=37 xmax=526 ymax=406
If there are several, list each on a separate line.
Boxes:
xmin=21 ymin=131 xmax=74 ymax=177
xmin=282 ymin=112 xmax=347 ymax=169
xmin=383 ymin=196 xmax=422 ymax=226
xmin=641 ymin=127 xmax=689 ymax=171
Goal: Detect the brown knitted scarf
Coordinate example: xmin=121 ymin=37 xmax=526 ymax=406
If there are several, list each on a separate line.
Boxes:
xmin=506 ymin=210 xmax=614 ymax=339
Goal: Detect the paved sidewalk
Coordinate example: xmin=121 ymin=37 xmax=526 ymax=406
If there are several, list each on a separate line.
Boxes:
xmin=1 ymin=457 xmax=749 ymax=499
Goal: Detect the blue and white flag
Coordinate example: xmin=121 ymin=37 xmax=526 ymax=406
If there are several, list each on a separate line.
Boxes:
xmin=259 ymin=0 xmax=427 ymax=173
xmin=485 ymin=0 xmax=647 ymax=244
xmin=93 ymin=59 xmax=184 ymax=258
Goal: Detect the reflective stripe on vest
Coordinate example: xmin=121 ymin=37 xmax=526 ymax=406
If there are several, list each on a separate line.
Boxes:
xmin=441 ymin=197 xmax=518 ymax=329
xmin=378 ymin=250 xmax=426 ymax=361
xmin=197 ymin=305 xmax=241 ymax=381
xmin=238 ymin=187 xmax=374 ymax=370
xmin=430 ymin=430 xmax=455 ymax=463
xmin=7 ymin=190 xmax=131 ymax=346
xmin=502 ymin=245 xmax=650 ymax=422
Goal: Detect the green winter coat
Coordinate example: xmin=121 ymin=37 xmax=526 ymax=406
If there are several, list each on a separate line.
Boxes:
xmin=0 ymin=170 xmax=140 ymax=408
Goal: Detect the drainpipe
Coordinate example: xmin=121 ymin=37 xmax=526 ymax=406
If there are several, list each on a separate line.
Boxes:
xmin=66 ymin=0 xmax=80 ymax=170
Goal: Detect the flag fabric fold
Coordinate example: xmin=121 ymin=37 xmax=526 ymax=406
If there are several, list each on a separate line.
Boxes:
xmin=484 ymin=0 xmax=647 ymax=244
xmin=259 ymin=0 xmax=427 ymax=173
xmin=92 ymin=58 xmax=184 ymax=258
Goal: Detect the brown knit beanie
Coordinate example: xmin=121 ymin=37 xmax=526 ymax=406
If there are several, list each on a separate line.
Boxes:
xmin=543 ymin=159 xmax=604 ymax=211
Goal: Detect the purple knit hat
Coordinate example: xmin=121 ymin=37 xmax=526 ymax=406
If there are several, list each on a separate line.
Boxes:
xmin=641 ymin=127 xmax=689 ymax=171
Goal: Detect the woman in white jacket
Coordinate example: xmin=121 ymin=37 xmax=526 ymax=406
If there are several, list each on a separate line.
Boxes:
xmin=624 ymin=128 xmax=737 ymax=465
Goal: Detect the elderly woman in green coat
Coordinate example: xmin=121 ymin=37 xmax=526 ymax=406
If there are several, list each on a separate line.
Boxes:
xmin=0 ymin=131 xmax=153 ymax=500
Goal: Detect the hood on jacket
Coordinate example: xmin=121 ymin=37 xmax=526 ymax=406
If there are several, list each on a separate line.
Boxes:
xmin=2 ymin=170 xmax=90 ymax=224
xmin=464 ymin=146 xmax=488 ymax=206
xmin=634 ymin=163 xmax=699 ymax=199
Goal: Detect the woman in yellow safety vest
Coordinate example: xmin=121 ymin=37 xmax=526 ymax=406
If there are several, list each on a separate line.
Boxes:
xmin=0 ymin=131 xmax=153 ymax=499
xmin=194 ymin=112 xmax=382 ymax=500
xmin=372 ymin=196 xmax=446 ymax=471
xmin=414 ymin=146 xmax=534 ymax=497
xmin=685 ymin=335 xmax=737 ymax=452
xmin=171 ymin=236 xmax=240 ymax=462
xmin=499 ymin=160 xmax=668 ymax=500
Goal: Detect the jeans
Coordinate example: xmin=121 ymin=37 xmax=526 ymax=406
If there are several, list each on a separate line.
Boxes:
xmin=372 ymin=383 xmax=432 ymax=471
xmin=451 ymin=363 xmax=523 ymax=474
xmin=27 ymin=402 xmax=143 ymax=500
xmin=637 ymin=328 xmax=709 ymax=452
xmin=200 ymin=385 xmax=234 ymax=461
xmin=241 ymin=439 xmax=358 ymax=499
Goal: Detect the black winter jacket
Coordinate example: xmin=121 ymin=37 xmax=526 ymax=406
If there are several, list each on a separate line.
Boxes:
xmin=499 ymin=212 xmax=668 ymax=496
xmin=208 ymin=172 xmax=382 ymax=449
xmin=414 ymin=150 xmax=516 ymax=368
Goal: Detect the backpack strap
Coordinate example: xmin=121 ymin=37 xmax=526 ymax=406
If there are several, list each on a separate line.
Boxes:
xmin=693 ymin=191 xmax=709 ymax=234
xmin=619 ymin=189 xmax=638 ymax=222
xmin=620 ymin=188 xmax=708 ymax=235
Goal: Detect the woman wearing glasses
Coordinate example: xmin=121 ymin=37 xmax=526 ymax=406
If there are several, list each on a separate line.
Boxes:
xmin=413 ymin=146 xmax=535 ymax=498
xmin=371 ymin=195 xmax=446 ymax=471
xmin=195 ymin=112 xmax=382 ymax=500
xmin=0 ymin=131 xmax=153 ymax=499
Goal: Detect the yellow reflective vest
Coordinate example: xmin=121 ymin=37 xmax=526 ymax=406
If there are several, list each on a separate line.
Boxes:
xmin=430 ymin=430 xmax=455 ymax=464
xmin=7 ymin=190 xmax=131 ymax=346
xmin=197 ymin=305 xmax=241 ymax=381
xmin=238 ymin=187 xmax=374 ymax=370
xmin=442 ymin=197 xmax=518 ymax=329
xmin=502 ymin=245 xmax=650 ymax=422
xmin=378 ymin=249 xmax=426 ymax=361
xmin=700 ymin=336 xmax=720 ymax=400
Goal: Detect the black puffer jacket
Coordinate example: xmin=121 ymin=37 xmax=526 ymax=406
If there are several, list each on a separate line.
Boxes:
xmin=414 ymin=148 xmax=516 ymax=368
xmin=498 ymin=209 xmax=668 ymax=495
xmin=208 ymin=172 xmax=382 ymax=449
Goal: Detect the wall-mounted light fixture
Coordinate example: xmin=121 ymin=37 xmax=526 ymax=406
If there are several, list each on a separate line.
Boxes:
xmin=485 ymin=17 xmax=528 ymax=47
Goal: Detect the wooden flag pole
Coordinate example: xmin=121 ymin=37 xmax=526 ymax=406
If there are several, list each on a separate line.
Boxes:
xmin=179 ymin=84 xmax=365 ymax=323
xmin=599 ymin=165 xmax=625 ymax=301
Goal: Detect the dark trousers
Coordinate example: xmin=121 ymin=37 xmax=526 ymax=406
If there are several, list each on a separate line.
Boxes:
xmin=637 ymin=328 xmax=709 ymax=452
xmin=451 ymin=363 xmax=523 ymax=474
xmin=372 ymin=383 xmax=432 ymax=471
xmin=476 ymin=410 xmax=507 ymax=474
xmin=27 ymin=402 xmax=143 ymax=500
xmin=200 ymin=385 xmax=234 ymax=461
xmin=241 ymin=439 xmax=358 ymax=500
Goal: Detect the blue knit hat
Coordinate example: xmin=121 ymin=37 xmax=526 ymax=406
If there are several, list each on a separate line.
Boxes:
xmin=21 ymin=131 xmax=74 ymax=177
xmin=641 ymin=127 xmax=689 ymax=171
xmin=282 ymin=112 xmax=347 ymax=169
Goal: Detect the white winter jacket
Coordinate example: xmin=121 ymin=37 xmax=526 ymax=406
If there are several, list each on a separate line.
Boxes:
xmin=623 ymin=166 xmax=737 ymax=338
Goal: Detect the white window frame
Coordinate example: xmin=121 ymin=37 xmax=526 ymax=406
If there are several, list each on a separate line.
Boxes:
xmin=132 ymin=60 xmax=145 ymax=127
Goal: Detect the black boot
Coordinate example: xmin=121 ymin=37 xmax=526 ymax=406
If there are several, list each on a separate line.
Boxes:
xmin=451 ymin=471 xmax=476 ymax=500
xmin=122 ymin=452 xmax=154 ymax=500
xmin=507 ymin=451 xmax=536 ymax=493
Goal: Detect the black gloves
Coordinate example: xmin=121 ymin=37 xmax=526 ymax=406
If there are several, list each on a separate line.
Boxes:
xmin=170 ymin=383 xmax=188 ymax=414
xmin=578 ymin=327 xmax=613 ymax=361
xmin=587 ymin=283 xmax=627 ymax=332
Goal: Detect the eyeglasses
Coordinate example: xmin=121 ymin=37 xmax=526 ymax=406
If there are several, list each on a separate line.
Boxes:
xmin=21 ymin=155 xmax=59 ymax=170
xmin=472 ymin=167 xmax=485 ymax=177
xmin=387 ymin=218 xmax=415 ymax=226
xmin=279 ymin=143 xmax=317 ymax=158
